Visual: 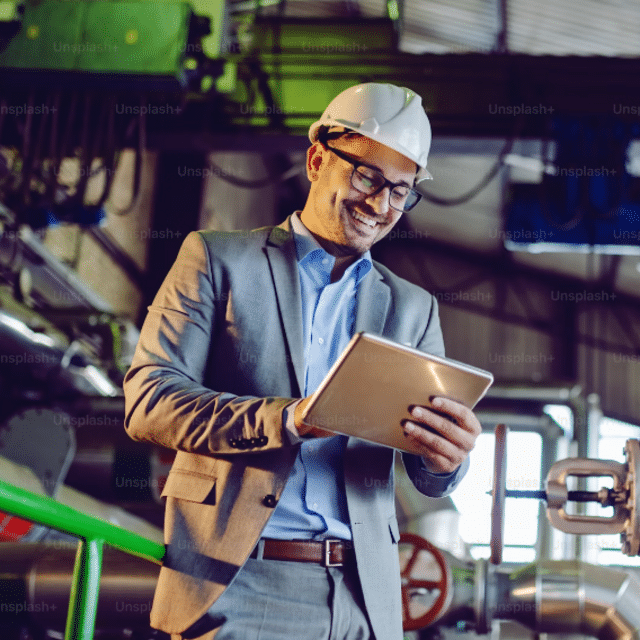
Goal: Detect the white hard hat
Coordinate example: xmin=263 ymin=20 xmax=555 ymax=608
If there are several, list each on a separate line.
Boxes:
xmin=309 ymin=83 xmax=433 ymax=182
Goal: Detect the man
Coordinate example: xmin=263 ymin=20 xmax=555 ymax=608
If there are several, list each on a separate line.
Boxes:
xmin=123 ymin=83 xmax=482 ymax=640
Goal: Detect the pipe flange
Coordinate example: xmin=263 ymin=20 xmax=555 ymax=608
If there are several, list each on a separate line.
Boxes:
xmin=621 ymin=439 xmax=640 ymax=555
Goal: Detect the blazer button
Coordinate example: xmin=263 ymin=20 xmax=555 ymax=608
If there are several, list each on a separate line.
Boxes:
xmin=262 ymin=494 xmax=277 ymax=508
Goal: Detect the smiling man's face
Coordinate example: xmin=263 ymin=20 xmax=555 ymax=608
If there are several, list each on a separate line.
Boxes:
xmin=300 ymin=134 xmax=418 ymax=259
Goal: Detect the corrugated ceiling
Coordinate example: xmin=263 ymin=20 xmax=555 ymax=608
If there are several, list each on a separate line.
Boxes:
xmin=245 ymin=0 xmax=640 ymax=56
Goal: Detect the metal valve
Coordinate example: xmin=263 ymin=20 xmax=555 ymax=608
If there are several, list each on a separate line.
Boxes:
xmin=545 ymin=457 xmax=628 ymax=535
xmin=490 ymin=429 xmax=640 ymax=562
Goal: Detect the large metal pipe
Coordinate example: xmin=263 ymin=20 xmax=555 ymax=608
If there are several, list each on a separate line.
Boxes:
xmin=2 ymin=544 xmax=640 ymax=638
xmin=432 ymin=553 xmax=640 ymax=639
xmin=0 ymin=456 xmax=163 ymax=543
xmin=489 ymin=560 xmax=640 ymax=639
xmin=0 ymin=216 xmax=113 ymax=312
xmin=0 ymin=543 xmax=159 ymax=632
xmin=0 ymin=298 xmax=120 ymax=396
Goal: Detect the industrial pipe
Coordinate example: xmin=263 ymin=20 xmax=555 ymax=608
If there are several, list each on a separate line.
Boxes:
xmin=409 ymin=547 xmax=640 ymax=639
xmin=0 ymin=543 xmax=159 ymax=633
xmin=491 ymin=560 xmax=640 ymax=640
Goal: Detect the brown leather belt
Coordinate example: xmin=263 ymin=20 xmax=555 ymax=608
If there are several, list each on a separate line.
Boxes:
xmin=250 ymin=538 xmax=354 ymax=567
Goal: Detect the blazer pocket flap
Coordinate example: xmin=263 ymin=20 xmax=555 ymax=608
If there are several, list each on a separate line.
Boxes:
xmin=388 ymin=516 xmax=401 ymax=544
xmin=161 ymin=471 xmax=216 ymax=503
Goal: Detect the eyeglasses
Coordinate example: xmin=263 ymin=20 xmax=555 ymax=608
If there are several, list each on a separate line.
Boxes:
xmin=322 ymin=143 xmax=422 ymax=212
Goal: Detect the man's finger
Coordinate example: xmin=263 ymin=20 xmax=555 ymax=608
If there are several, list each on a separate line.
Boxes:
xmin=429 ymin=397 xmax=482 ymax=435
xmin=406 ymin=409 xmax=477 ymax=452
xmin=403 ymin=421 xmax=468 ymax=467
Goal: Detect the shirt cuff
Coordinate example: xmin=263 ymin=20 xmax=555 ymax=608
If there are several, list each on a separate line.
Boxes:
xmin=283 ymin=400 xmax=303 ymax=445
xmin=420 ymin=457 xmax=460 ymax=478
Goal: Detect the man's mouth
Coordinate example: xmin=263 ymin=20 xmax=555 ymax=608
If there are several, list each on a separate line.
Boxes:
xmin=349 ymin=208 xmax=379 ymax=229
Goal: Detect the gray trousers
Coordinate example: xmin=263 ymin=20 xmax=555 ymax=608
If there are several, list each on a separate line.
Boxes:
xmin=174 ymin=550 xmax=375 ymax=640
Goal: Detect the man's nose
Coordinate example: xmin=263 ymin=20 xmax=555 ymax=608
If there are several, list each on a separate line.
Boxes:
xmin=365 ymin=186 xmax=391 ymax=215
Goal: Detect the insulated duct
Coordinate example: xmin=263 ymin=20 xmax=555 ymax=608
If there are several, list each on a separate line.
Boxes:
xmin=0 ymin=543 xmax=159 ymax=633
xmin=405 ymin=544 xmax=640 ymax=639
xmin=2 ymin=542 xmax=640 ymax=638
xmin=489 ymin=559 xmax=640 ymax=640
xmin=0 ymin=292 xmax=120 ymax=397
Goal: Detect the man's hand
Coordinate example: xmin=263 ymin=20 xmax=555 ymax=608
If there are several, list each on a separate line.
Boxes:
xmin=293 ymin=396 xmax=334 ymax=438
xmin=402 ymin=397 xmax=481 ymax=474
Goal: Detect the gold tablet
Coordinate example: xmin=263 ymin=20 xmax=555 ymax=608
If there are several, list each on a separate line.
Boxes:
xmin=300 ymin=332 xmax=493 ymax=454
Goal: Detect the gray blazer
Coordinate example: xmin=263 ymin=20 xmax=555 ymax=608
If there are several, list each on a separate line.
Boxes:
xmin=123 ymin=217 xmax=468 ymax=639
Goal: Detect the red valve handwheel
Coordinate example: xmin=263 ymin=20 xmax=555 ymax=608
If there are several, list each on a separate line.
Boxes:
xmin=399 ymin=532 xmax=451 ymax=631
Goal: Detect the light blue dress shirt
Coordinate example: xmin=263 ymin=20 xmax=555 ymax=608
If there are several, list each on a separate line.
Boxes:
xmin=262 ymin=212 xmax=372 ymax=540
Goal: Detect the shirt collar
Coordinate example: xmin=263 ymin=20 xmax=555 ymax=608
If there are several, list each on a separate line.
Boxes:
xmin=290 ymin=212 xmax=372 ymax=285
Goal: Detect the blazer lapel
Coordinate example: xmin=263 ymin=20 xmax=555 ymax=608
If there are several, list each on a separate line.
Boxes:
xmin=264 ymin=220 xmax=392 ymax=394
xmin=264 ymin=218 xmax=305 ymax=394
xmin=354 ymin=266 xmax=390 ymax=335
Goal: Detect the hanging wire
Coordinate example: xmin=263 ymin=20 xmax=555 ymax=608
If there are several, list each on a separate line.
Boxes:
xmin=90 ymin=94 xmax=119 ymax=208
xmin=110 ymin=94 xmax=147 ymax=217
xmin=419 ymin=134 xmax=514 ymax=206
xmin=206 ymin=160 xmax=303 ymax=189
xmin=17 ymin=89 xmax=35 ymax=205
xmin=419 ymin=114 xmax=527 ymax=207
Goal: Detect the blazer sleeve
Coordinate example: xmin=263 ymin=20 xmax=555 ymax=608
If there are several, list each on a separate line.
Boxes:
xmin=401 ymin=294 xmax=470 ymax=497
xmin=123 ymin=231 xmax=297 ymax=455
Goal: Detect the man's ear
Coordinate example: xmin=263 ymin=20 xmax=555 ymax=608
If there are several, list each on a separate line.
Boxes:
xmin=306 ymin=143 xmax=324 ymax=181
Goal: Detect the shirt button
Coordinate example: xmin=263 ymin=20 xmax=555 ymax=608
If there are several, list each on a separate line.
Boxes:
xmin=263 ymin=494 xmax=277 ymax=508
xmin=312 ymin=503 xmax=318 ymax=509
xmin=318 ymin=338 xmax=324 ymax=345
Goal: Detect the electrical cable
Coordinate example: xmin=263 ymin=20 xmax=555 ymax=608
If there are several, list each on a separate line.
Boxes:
xmin=0 ymin=97 xmax=6 ymax=148
xmin=18 ymin=90 xmax=35 ymax=206
xmin=64 ymin=92 xmax=96 ymax=211
xmin=205 ymin=160 xmax=303 ymax=189
xmin=42 ymin=90 xmax=62 ymax=207
xmin=419 ymin=110 xmax=532 ymax=207
xmin=538 ymin=130 xmax=583 ymax=232
xmin=418 ymin=131 xmax=517 ymax=207
xmin=28 ymin=92 xmax=52 ymax=202
xmin=49 ymin=90 xmax=79 ymax=206
xmin=92 ymin=94 xmax=118 ymax=208
xmin=110 ymin=94 xmax=147 ymax=217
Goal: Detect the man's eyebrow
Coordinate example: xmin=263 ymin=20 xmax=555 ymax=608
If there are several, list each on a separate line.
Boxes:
xmin=352 ymin=156 xmax=413 ymax=188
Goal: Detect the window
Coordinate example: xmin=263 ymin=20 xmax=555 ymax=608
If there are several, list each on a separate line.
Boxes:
xmin=451 ymin=430 xmax=543 ymax=563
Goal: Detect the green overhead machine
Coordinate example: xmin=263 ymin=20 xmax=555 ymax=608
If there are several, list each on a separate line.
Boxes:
xmin=0 ymin=0 xmax=232 ymax=89
xmin=0 ymin=1 xmax=422 ymax=133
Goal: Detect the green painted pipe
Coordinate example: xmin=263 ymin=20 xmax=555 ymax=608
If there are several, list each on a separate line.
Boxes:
xmin=65 ymin=538 xmax=104 ymax=640
xmin=0 ymin=479 xmax=164 ymax=562
xmin=0 ymin=478 xmax=165 ymax=639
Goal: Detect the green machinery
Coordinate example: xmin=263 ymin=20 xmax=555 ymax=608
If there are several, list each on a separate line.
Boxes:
xmin=0 ymin=0 xmax=229 ymax=90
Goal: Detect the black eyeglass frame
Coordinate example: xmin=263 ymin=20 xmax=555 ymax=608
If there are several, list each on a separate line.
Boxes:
xmin=317 ymin=131 xmax=423 ymax=212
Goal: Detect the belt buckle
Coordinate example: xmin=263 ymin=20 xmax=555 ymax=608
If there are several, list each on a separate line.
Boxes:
xmin=323 ymin=539 xmax=342 ymax=567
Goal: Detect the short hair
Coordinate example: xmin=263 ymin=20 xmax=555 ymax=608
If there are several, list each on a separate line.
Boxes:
xmin=316 ymin=126 xmax=364 ymax=145
xmin=316 ymin=125 xmax=420 ymax=183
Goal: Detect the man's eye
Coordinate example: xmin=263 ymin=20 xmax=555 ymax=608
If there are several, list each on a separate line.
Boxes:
xmin=391 ymin=188 xmax=410 ymax=202
xmin=356 ymin=168 xmax=380 ymax=189
xmin=360 ymin=177 xmax=375 ymax=189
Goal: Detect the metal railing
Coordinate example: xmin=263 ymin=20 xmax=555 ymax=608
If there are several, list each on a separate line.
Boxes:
xmin=0 ymin=478 xmax=165 ymax=640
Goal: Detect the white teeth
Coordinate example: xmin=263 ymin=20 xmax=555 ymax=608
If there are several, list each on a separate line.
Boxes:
xmin=351 ymin=210 xmax=376 ymax=228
